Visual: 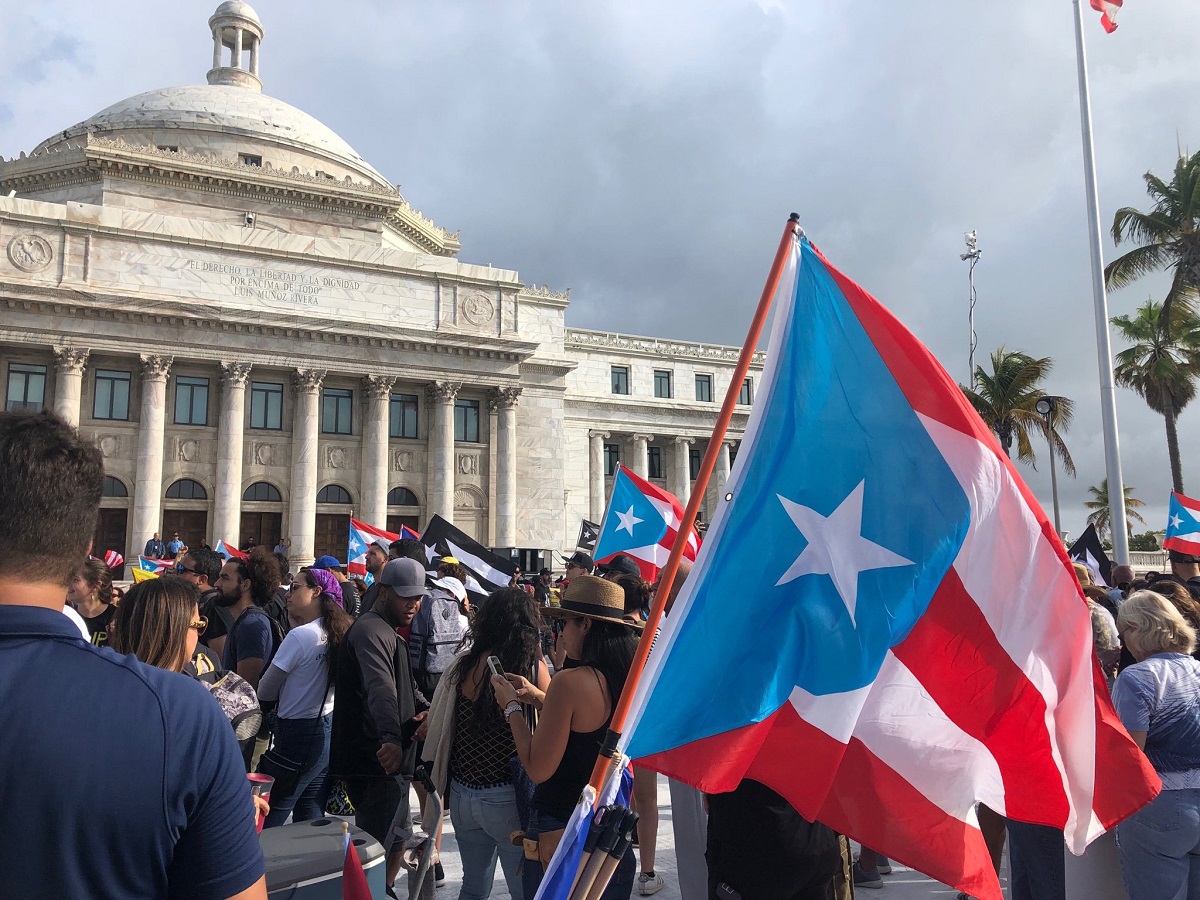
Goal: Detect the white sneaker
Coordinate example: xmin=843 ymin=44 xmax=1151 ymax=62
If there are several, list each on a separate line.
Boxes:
xmin=638 ymin=872 xmax=666 ymax=895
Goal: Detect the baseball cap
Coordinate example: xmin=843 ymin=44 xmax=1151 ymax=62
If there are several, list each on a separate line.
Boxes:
xmin=561 ymin=551 xmax=594 ymax=571
xmin=312 ymin=555 xmax=342 ymax=570
xmin=432 ymin=575 xmax=467 ymax=602
xmin=370 ymin=539 xmax=390 ymax=554
xmin=379 ymin=557 xmax=426 ymax=597
xmin=1169 ymin=550 xmax=1200 ymax=564
xmin=599 ymin=554 xmax=640 ymax=578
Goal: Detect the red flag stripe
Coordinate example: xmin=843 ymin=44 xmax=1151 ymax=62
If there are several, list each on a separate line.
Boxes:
xmin=892 ymin=568 xmax=1070 ymax=823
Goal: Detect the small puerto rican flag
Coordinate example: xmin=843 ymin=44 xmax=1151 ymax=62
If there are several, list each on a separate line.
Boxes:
xmin=1164 ymin=491 xmax=1200 ymax=556
xmin=593 ymin=465 xmax=699 ymax=581
xmin=137 ymin=555 xmax=175 ymax=574
xmin=214 ymin=540 xmax=247 ymax=561
xmin=1090 ymin=0 xmax=1122 ymax=33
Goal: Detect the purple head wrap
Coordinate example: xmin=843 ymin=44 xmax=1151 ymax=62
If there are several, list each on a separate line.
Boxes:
xmin=308 ymin=568 xmax=344 ymax=608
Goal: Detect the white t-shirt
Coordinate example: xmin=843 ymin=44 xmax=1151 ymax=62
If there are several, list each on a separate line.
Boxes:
xmin=271 ymin=620 xmax=334 ymax=719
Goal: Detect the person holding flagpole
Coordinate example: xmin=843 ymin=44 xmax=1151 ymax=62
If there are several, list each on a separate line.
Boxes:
xmin=491 ymin=574 xmax=640 ymax=899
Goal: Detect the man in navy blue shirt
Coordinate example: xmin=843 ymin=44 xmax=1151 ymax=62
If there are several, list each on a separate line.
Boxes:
xmin=0 ymin=410 xmax=266 ymax=900
xmin=214 ymin=552 xmax=281 ymax=691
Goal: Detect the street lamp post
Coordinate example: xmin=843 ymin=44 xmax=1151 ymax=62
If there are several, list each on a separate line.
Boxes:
xmin=1036 ymin=397 xmax=1062 ymax=538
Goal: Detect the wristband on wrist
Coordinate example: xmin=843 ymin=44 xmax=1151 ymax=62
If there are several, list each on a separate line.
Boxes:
xmin=503 ymin=701 xmax=522 ymax=721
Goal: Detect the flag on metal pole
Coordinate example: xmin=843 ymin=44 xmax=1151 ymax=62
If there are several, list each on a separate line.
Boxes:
xmin=593 ymin=467 xmax=698 ymax=581
xmin=620 ymin=234 xmax=1158 ymax=900
xmin=1164 ymin=492 xmax=1200 ymax=555
xmin=1068 ymin=523 xmax=1112 ymax=585
xmin=1090 ymin=0 xmax=1122 ymax=32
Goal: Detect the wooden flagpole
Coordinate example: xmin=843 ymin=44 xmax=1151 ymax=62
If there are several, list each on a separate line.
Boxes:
xmin=584 ymin=213 xmax=802 ymax=795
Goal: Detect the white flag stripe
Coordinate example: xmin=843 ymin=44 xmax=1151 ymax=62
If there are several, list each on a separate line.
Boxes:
xmin=445 ymin=539 xmax=509 ymax=590
xmin=789 ymin=654 xmax=1005 ymax=826
xmin=920 ymin=414 xmax=1101 ymax=848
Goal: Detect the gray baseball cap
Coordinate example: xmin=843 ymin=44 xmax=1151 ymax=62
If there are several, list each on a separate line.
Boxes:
xmin=379 ymin=557 xmax=426 ymax=597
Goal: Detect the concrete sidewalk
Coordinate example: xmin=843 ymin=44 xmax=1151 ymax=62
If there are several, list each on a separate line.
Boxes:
xmin=417 ymin=774 xmax=998 ymax=899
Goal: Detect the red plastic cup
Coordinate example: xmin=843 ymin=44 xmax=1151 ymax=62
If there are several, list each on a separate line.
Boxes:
xmin=247 ymin=772 xmax=274 ymax=833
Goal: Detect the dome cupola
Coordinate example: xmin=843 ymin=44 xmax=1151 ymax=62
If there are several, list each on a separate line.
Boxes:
xmin=207 ymin=1 xmax=265 ymax=91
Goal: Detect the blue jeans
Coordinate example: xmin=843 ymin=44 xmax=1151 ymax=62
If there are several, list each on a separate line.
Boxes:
xmin=259 ymin=713 xmax=332 ymax=828
xmin=522 ymin=808 xmax=634 ymax=900
xmin=449 ymin=780 xmax=525 ymax=900
xmin=1117 ymin=787 xmax=1200 ymax=900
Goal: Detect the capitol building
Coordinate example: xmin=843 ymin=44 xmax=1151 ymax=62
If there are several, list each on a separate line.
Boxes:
xmin=0 ymin=2 xmax=759 ymax=570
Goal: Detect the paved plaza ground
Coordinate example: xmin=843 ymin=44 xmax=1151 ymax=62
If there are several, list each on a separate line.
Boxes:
xmin=410 ymin=774 xmax=1006 ymax=900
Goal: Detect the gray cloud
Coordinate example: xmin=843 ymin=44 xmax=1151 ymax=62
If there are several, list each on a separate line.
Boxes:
xmin=1 ymin=0 xmax=1197 ymax=538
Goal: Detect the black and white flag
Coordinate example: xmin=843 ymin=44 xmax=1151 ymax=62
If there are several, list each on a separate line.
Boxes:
xmin=1068 ymin=523 xmax=1112 ymax=587
xmin=576 ymin=519 xmax=600 ymax=552
xmin=421 ymin=515 xmax=516 ymax=596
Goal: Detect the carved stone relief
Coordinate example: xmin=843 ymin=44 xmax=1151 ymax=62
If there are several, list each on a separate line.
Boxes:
xmin=7 ymin=234 xmax=53 ymax=272
xmin=177 ymin=438 xmax=200 ymax=462
xmin=458 ymin=453 xmax=479 ymax=476
xmin=392 ymin=450 xmax=414 ymax=472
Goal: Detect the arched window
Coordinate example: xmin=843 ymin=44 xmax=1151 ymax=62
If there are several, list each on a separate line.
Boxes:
xmin=387 ymin=487 xmax=419 ymax=506
xmin=316 ymin=484 xmax=352 ymax=504
xmin=242 ymin=482 xmax=282 ymax=502
xmin=102 ymin=475 xmax=128 ymax=498
xmin=165 ymin=478 xmax=207 ymax=500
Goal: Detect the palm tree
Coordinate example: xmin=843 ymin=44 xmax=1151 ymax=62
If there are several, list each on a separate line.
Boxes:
xmin=1105 ymin=150 xmax=1200 ymax=325
xmin=1086 ymin=478 xmax=1148 ymax=540
xmin=1111 ymin=300 xmax=1200 ymax=493
xmin=961 ymin=348 xmax=1076 ymax=474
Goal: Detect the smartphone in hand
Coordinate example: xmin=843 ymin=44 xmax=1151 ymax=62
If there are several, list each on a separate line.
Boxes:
xmin=487 ymin=655 xmax=505 ymax=679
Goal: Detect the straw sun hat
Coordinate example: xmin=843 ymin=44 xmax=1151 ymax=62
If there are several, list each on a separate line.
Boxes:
xmin=546 ymin=574 xmax=643 ymax=629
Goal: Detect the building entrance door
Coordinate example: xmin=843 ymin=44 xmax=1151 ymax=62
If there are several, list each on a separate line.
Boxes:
xmin=94 ymin=509 xmax=128 ymax=562
xmin=314 ymin=513 xmax=349 ymax=562
xmin=161 ymin=510 xmax=208 ymax=553
xmin=240 ymin=512 xmax=282 ymax=553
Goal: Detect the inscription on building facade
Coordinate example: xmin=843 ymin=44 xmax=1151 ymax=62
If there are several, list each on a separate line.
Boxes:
xmin=186 ymin=259 xmax=362 ymax=307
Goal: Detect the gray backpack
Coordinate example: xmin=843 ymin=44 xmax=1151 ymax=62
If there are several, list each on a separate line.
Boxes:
xmin=416 ymin=587 xmax=466 ymax=675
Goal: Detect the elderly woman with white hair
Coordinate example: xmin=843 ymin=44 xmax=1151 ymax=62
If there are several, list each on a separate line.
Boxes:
xmin=1113 ymin=590 xmax=1200 ymax=900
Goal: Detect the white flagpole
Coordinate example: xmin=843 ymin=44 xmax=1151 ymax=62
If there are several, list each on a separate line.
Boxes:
xmin=1071 ymin=0 xmax=1129 ymax=564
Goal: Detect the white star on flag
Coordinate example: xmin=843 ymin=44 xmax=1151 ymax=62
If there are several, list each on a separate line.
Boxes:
xmin=616 ymin=506 xmax=644 ymax=535
xmin=1171 ymin=514 xmax=1184 ymax=530
xmin=776 ymin=481 xmax=913 ymax=625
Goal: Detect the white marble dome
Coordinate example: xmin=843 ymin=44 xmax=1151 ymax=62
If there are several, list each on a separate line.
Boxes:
xmin=212 ymin=0 xmax=262 ymax=24
xmin=33 ymin=84 xmax=393 ymax=190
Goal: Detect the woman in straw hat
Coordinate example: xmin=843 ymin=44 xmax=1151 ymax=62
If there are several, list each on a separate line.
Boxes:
xmin=493 ymin=574 xmax=641 ymax=899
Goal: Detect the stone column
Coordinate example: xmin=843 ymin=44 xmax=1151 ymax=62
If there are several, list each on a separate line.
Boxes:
xmin=249 ymin=36 xmax=259 ymax=75
xmin=489 ymin=386 xmax=522 ymax=547
xmin=361 ymin=375 xmax=395 ymax=529
xmin=589 ymin=430 xmax=609 ymax=522
xmin=426 ymin=381 xmax=461 ymax=524
xmin=674 ymin=436 xmax=694 ymax=504
xmin=289 ymin=369 xmax=325 ymax=567
xmin=212 ymin=362 xmax=251 ymax=547
xmin=212 ymin=29 xmax=222 ymax=69
xmin=630 ymin=433 xmax=653 ymax=479
xmin=232 ymin=27 xmax=243 ymax=68
xmin=131 ymin=355 xmax=173 ymax=557
xmin=52 ymin=347 xmax=89 ymax=428
xmin=716 ymin=441 xmax=733 ymax=490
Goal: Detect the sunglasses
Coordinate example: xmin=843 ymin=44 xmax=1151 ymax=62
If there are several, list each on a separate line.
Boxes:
xmin=176 ymin=564 xmax=198 ymax=576
xmin=288 ymin=581 xmax=317 ymax=591
xmin=189 ymin=617 xmax=208 ymax=633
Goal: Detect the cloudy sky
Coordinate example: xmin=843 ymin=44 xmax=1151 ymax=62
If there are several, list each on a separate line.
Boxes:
xmin=2 ymin=0 xmax=1197 ymax=541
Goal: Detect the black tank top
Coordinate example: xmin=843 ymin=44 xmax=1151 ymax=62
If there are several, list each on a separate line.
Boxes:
xmin=532 ymin=667 xmax=611 ymax=820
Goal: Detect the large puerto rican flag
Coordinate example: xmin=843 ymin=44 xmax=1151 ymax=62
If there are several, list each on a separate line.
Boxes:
xmin=620 ymin=234 xmax=1158 ymax=900
xmin=593 ymin=466 xmax=699 ymax=581
xmin=1164 ymin=491 xmax=1200 ymax=556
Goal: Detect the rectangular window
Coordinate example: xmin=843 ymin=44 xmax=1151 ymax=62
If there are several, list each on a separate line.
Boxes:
xmin=6 ymin=363 xmax=46 ymax=412
xmin=249 ymin=381 xmax=284 ymax=430
xmin=389 ymin=393 xmax=419 ymax=439
xmin=604 ymin=444 xmax=620 ymax=477
xmin=611 ymin=366 xmax=630 ymax=395
xmin=738 ymin=377 xmax=754 ymax=405
xmin=239 ymin=153 xmax=263 ymax=167
xmin=93 ymin=370 xmax=131 ymax=421
xmin=454 ymin=399 xmax=481 ymax=442
xmin=653 ymin=370 xmax=672 ymax=399
xmin=321 ymin=388 xmax=353 ymax=435
xmin=695 ymin=374 xmax=713 ymax=402
xmin=648 ymin=446 xmax=663 ymax=479
xmin=173 ymin=376 xmax=210 ymax=426
xmin=689 ymin=447 xmax=702 ymax=480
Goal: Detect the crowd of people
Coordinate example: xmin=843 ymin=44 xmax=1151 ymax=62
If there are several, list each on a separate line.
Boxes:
xmin=5 ymin=405 xmax=1200 ymax=900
